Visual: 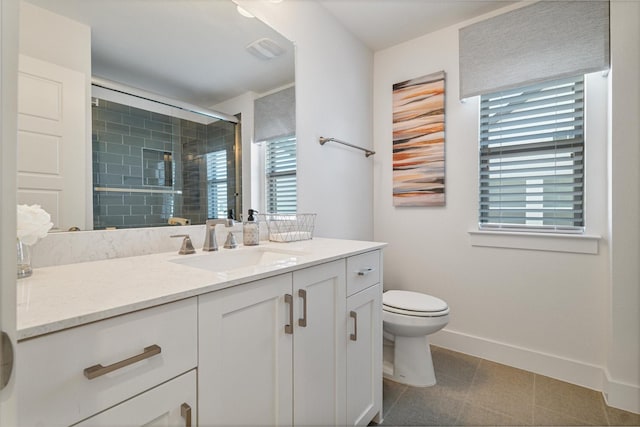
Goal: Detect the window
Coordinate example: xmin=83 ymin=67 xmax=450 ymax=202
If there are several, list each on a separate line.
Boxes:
xmin=265 ymin=136 xmax=296 ymax=213
xmin=205 ymin=150 xmax=228 ymax=219
xmin=479 ymin=75 xmax=585 ymax=233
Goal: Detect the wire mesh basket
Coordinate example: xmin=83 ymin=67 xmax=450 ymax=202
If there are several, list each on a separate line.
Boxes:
xmin=260 ymin=213 xmax=316 ymax=243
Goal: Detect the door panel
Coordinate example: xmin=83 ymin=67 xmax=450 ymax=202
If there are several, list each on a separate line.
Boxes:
xmin=17 ymin=55 xmax=86 ymax=231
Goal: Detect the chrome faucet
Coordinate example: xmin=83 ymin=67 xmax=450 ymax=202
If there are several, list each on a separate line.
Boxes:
xmin=203 ymin=218 xmax=236 ymax=251
xmin=203 ymin=220 xmax=219 ymax=251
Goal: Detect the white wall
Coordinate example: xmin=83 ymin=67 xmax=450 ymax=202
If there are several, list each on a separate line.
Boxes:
xmin=372 ymin=1 xmax=632 ymax=406
xmin=606 ymin=0 xmax=640 ymax=413
xmin=237 ymin=0 xmax=374 ymax=241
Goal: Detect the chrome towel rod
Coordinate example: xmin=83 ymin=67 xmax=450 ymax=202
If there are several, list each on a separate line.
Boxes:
xmin=319 ymin=137 xmax=375 ymax=158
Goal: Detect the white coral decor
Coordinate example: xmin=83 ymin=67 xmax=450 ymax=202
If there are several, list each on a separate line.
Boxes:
xmin=17 ymin=204 xmax=53 ymax=246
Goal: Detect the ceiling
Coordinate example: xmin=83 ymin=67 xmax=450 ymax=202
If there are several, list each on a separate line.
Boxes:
xmin=24 ymin=0 xmax=296 ymax=107
xmin=317 ymin=0 xmax=513 ymax=51
xmin=23 ymin=0 xmax=513 ymax=108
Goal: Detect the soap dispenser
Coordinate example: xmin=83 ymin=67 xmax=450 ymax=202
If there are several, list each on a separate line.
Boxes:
xmin=243 ymin=209 xmax=259 ymax=246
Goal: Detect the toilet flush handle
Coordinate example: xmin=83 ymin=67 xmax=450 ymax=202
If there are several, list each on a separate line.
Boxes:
xmin=357 ymin=267 xmax=375 ymax=276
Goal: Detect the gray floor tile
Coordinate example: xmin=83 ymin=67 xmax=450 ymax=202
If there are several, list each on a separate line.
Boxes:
xmin=379 ymin=347 xmax=639 ymax=427
xmin=605 ymin=404 xmax=640 ymax=426
xmin=534 ymin=374 xmax=608 ymax=426
xmin=381 ymin=385 xmax=464 ymax=426
xmin=383 ymin=378 xmax=408 ymax=416
xmin=431 ymin=345 xmax=481 ymax=385
xmin=456 ymin=401 xmax=527 ymax=426
xmin=467 ymin=359 xmax=535 ymax=423
xmin=534 ymin=405 xmax=603 ymax=426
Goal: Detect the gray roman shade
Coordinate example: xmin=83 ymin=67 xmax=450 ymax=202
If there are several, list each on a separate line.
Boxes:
xmin=459 ymin=1 xmax=609 ymax=99
xmin=254 ymin=86 xmax=296 ymax=142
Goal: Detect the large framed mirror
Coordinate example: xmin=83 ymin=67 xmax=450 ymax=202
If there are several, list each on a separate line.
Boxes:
xmin=18 ymin=0 xmax=295 ymax=232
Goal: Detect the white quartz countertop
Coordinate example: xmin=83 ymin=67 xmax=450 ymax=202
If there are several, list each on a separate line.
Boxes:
xmin=17 ymin=238 xmax=385 ymax=341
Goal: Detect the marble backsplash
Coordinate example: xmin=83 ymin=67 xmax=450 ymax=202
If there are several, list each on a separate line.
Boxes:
xmin=30 ymin=222 xmax=270 ymax=268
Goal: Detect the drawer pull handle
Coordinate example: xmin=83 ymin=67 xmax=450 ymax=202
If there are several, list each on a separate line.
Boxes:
xmin=350 ymin=311 xmax=358 ymax=341
xmin=181 ymin=403 xmax=192 ymax=427
xmin=284 ymin=294 xmax=294 ymax=334
xmin=83 ymin=344 xmax=161 ymax=380
xmin=357 ymin=267 xmax=374 ymax=276
xmin=298 ymin=289 xmax=308 ymax=327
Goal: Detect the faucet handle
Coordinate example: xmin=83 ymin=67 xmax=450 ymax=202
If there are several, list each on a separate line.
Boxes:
xmin=223 ymin=231 xmax=238 ymax=249
xmin=170 ymin=234 xmax=196 ymax=255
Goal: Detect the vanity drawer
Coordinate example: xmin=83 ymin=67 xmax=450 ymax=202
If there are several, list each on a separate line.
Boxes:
xmin=346 ymin=250 xmax=381 ymax=296
xmin=18 ymin=297 xmax=198 ymax=427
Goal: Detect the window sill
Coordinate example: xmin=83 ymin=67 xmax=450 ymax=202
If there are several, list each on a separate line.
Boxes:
xmin=468 ymin=230 xmax=601 ymax=254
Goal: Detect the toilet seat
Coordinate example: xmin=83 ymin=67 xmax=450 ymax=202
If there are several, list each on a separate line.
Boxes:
xmin=383 ymin=290 xmax=449 ymax=317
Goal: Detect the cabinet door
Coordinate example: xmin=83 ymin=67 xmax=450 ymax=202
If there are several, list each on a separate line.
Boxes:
xmin=293 ymin=260 xmax=347 ymax=426
xmin=75 ymin=370 xmax=196 ymax=427
xmin=198 ymin=274 xmax=293 ymax=426
xmin=347 ymin=283 xmax=383 ymax=426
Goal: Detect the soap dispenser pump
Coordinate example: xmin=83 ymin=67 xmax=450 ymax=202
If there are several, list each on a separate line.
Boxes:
xmin=243 ymin=209 xmax=259 ymax=246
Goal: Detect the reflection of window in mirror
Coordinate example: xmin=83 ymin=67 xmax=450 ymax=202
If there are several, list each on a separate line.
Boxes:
xmin=205 ymin=150 xmax=228 ymax=219
xmin=264 ymin=136 xmax=297 ymax=214
xmin=254 ymin=86 xmax=296 ymax=214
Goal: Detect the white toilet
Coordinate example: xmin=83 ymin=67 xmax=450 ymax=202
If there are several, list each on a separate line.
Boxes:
xmin=382 ymin=290 xmax=450 ymax=387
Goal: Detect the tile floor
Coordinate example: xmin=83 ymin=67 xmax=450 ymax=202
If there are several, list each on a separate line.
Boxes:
xmin=379 ymin=346 xmax=640 ymax=426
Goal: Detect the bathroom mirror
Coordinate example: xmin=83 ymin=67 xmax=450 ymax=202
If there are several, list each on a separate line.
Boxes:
xmin=19 ymin=0 xmax=295 ymax=231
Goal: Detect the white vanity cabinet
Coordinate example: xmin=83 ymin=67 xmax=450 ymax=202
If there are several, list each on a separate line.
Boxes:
xmin=75 ymin=370 xmax=196 ymax=427
xmin=346 ymin=250 xmax=383 ymax=426
xmin=17 ymin=297 xmax=198 ymax=427
xmin=17 ymin=240 xmax=384 ymax=427
xmin=198 ymin=259 xmax=347 ymax=426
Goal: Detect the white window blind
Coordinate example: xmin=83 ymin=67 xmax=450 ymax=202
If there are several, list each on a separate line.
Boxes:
xmin=479 ymin=75 xmax=585 ymax=232
xmin=206 ymin=150 xmax=228 ymax=219
xmin=266 ymin=136 xmax=296 ymax=214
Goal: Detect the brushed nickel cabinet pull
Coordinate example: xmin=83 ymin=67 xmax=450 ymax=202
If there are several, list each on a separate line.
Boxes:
xmin=357 ymin=267 xmax=374 ymax=276
xmin=181 ymin=403 xmax=192 ymax=427
xmin=284 ymin=294 xmax=294 ymax=334
xmin=83 ymin=344 xmax=161 ymax=380
xmin=350 ymin=311 xmax=358 ymax=341
xmin=298 ymin=289 xmax=308 ymax=327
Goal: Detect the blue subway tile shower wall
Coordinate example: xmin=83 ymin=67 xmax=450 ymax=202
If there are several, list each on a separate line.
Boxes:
xmin=92 ymin=99 xmax=237 ymax=229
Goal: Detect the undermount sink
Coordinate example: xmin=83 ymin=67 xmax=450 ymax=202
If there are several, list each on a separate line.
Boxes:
xmin=170 ymin=246 xmax=305 ymax=273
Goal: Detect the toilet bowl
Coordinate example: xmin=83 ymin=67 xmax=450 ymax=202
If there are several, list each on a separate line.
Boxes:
xmin=382 ymin=290 xmax=449 ymax=387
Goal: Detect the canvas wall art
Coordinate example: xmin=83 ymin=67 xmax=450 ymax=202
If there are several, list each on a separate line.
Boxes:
xmin=392 ymin=71 xmax=446 ymax=207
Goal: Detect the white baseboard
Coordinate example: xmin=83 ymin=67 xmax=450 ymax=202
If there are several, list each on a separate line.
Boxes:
xmin=430 ymin=329 xmax=640 ymax=414
xmin=430 ymin=329 xmax=604 ymax=390
xmin=603 ymin=370 xmax=640 ymax=414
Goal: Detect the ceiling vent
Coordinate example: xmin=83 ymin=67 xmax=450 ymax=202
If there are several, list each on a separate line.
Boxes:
xmin=246 ymin=38 xmax=285 ymax=60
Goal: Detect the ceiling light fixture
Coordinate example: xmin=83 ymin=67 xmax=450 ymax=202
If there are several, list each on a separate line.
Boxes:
xmin=236 ymin=5 xmax=254 ymax=18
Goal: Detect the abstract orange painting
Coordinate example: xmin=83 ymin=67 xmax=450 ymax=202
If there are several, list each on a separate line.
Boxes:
xmin=392 ymin=71 xmax=445 ymax=206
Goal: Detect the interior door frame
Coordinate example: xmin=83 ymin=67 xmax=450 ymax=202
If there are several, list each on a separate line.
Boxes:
xmin=0 ymin=0 xmax=19 ymax=424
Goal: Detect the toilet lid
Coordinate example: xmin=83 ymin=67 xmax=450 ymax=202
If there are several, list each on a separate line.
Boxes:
xmin=383 ymin=290 xmax=448 ymax=313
